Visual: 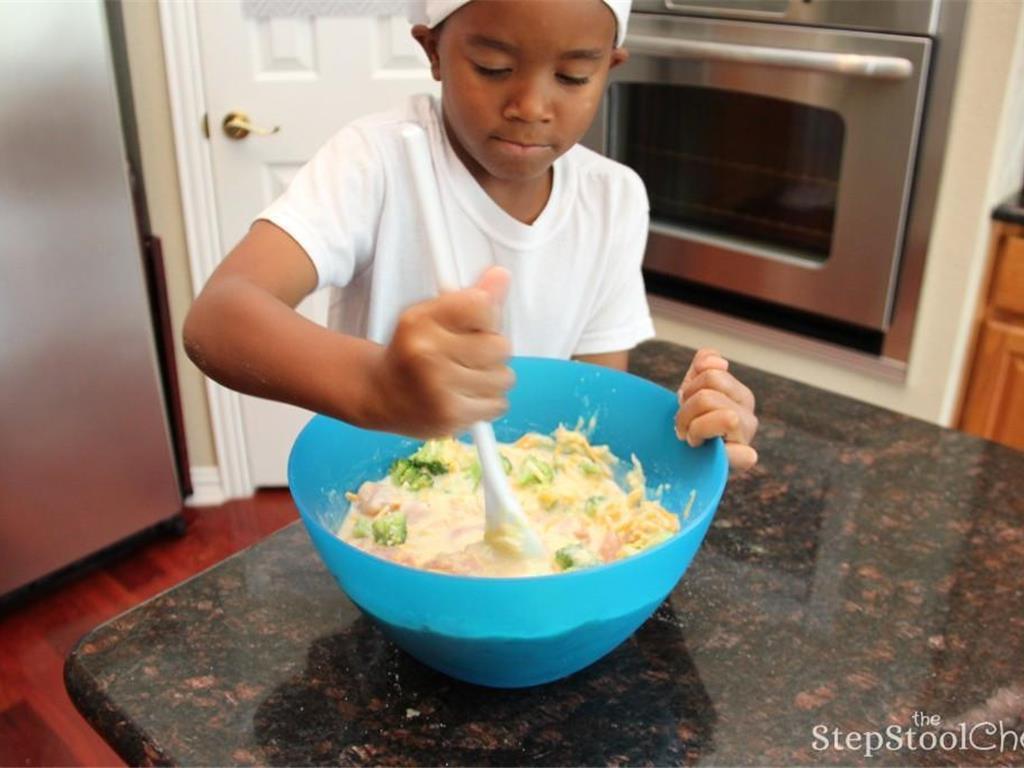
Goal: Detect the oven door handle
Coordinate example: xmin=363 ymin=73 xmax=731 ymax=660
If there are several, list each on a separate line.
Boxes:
xmin=625 ymin=34 xmax=914 ymax=80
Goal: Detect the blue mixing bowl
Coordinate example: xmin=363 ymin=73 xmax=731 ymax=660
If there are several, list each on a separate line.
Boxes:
xmin=288 ymin=357 xmax=728 ymax=688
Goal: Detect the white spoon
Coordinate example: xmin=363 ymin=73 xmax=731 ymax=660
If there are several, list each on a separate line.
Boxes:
xmin=400 ymin=124 xmax=544 ymax=559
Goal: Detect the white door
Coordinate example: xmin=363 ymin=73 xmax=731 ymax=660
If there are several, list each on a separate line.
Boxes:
xmin=195 ymin=2 xmax=438 ymax=486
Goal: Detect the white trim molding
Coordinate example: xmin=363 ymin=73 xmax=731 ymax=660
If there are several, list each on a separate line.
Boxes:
xmin=160 ymin=0 xmax=254 ymax=499
xmin=187 ymin=466 xmax=227 ymax=507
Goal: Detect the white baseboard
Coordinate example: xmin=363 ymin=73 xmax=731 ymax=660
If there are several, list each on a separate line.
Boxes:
xmin=186 ymin=465 xmax=227 ymax=507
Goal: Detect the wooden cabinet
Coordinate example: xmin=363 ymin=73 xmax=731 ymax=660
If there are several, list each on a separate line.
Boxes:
xmin=958 ymin=221 xmax=1024 ymax=450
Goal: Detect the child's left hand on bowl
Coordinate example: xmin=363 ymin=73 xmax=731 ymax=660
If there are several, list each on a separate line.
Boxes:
xmin=676 ymin=348 xmax=759 ymax=472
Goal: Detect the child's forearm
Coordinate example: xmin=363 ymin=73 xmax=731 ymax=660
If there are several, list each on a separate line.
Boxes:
xmin=183 ymin=277 xmax=385 ymax=429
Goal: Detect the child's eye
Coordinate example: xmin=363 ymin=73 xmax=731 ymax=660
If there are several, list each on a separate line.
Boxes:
xmin=557 ymin=73 xmax=590 ymax=86
xmin=473 ymin=64 xmax=511 ymax=78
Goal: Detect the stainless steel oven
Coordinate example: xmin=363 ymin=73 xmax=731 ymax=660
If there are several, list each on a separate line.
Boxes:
xmin=586 ymin=1 xmax=938 ymax=337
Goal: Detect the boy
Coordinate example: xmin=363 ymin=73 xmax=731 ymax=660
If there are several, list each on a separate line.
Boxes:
xmin=184 ymin=0 xmax=759 ymax=470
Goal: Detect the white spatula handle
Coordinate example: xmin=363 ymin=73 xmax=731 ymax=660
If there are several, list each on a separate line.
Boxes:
xmin=400 ymin=125 xmax=459 ymax=293
xmin=399 ymin=125 xmax=542 ymax=557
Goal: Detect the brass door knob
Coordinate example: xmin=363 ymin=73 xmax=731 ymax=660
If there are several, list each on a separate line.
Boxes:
xmin=222 ymin=111 xmax=280 ymax=140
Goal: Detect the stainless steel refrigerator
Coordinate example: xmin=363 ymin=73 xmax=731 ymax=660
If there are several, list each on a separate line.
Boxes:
xmin=0 ymin=1 xmax=185 ymax=596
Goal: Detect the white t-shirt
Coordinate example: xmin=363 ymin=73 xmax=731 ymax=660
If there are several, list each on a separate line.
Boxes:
xmin=259 ymin=94 xmax=655 ymax=358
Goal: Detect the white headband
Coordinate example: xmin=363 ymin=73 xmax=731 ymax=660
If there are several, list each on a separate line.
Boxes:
xmin=408 ymin=0 xmax=631 ymax=48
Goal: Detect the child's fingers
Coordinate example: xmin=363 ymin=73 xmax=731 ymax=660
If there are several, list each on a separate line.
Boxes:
xmin=694 ymin=349 xmax=729 ymax=372
xmin=676 ymin=348 xmax=759 ymax=471
xmin=473 ymin=265 xmax=511 ymax=307
xmin=440 ymin=393 xmax=510 ymax=435
xmin=682 ymin=348 xmax=729 ymax=386
xmin=447 ymin=328 xmax=512 ymax=370
xmin=431 ymin=286 xmax=502 ymax=333
xmin=448 ymin=362 xmax=515 ymax=400
xmin=725 ymin=443 xmax=759 ymax=471
xmin=679 ymin=408 xmax=741 ymax=447
xmin=676 ymin=390 xmax=757 ymax=446
xmin=458 ymin=393 xmax=510 ymax=425
xmin=692 ymin=347 xmax=721 ymax=366
xmin=415 ymin=369 xmax=512 ymax=436
xmin=680 ymin=368 xmax=755 ymax=411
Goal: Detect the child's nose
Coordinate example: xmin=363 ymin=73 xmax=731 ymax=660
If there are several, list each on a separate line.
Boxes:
xmin=502 ymin=78 xmax=553 ymax=123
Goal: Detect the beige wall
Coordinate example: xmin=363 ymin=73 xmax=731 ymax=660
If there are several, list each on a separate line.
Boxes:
xmin=121 ymin=0 xmax=216 ymax=469
xmin=654 ymin=0 xmax=1024 ymax=427
xmin=996 ymin=11 xmax=1024 ymax=199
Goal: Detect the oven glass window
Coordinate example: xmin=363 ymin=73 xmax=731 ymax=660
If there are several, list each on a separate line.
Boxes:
xmin=614 ymin=83 xmax=845 ymax=261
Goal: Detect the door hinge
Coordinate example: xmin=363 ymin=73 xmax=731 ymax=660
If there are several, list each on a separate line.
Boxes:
xmin=201 ymin=113 xmax=209 ymax=139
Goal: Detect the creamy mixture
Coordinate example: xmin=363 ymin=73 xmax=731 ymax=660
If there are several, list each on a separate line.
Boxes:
xmin=336 ymin=426 xmax=689 ymax=577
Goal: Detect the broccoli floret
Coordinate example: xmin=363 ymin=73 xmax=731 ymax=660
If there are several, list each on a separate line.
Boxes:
xmin=554 ymin=544 xmax=601 ymax=571
xmin=389 ymin=458 xmax=412 ymax=483
xmin=465 ymin=461 xmax=482 ymax=489
xmin=501 ymin=454 xmax=513 ymax=474
xmin=371 ymin=512 xmax=407 ymax=546
xmin=517 ymin=455 xmax=554 ymax=487
xmin=390 ymin=459 xmax=431 ymax=489
xmin=406 ymin=470 xmax=434 ymax=491
xmin=579 ymin=460 xmax=603 ymax=477
xmin=583 ymin=496 xmax=605 ymax=518
xmin=410 ymin=441 xmax=449 ymax=469
xmin=409 ymin=457 xmax=448 ymax=475
xmin=410 ymin=439 xmax=442 ymax=461
xmin=389 ymin=447 xmax=448 ymax=489
xmin=352 ymin=517 xmax=371 ymax=538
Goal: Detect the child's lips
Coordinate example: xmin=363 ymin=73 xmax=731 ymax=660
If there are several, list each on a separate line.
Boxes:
xmin=492 ymin=137 xmax=553 ymax=157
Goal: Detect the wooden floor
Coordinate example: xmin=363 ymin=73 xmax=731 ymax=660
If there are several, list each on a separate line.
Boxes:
xmin=0 ymin=490 xmax=298 ymax=767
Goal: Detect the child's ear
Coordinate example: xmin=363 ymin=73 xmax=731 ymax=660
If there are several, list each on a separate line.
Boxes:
xmin=608 ymin=47 xmax=630 ymax=71
xmin=411 ymin=24 xmax=442 ymax=81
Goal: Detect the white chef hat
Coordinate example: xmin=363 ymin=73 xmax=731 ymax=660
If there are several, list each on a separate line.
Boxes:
xmin=408 ymin=0 xmax=632 ymax=48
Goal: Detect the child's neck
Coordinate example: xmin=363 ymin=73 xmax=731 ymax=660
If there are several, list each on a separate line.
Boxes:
xmin=478 ymin=169 xmax=552 ymax=225
xmin=444 ymin=119 xmax=552 ymax=226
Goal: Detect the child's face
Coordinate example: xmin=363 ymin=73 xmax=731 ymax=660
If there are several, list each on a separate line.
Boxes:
xmin=414 ymin=0 xmax=628 ymax=185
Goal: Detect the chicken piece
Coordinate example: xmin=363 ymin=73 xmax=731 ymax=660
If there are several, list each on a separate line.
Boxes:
xmin=401 ymin=499 xmax=430 ymax=524
xmin=348 ymin=481 xmax=400 ymax=518
xmin=599 ymin=530 xmax=622 ymax=562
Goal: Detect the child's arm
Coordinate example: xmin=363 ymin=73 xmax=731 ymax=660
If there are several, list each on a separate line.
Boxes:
xmin=184 ymin=221 xmax=513 ymax=438
xmin=574 ymin=351 xmax=629 ymax=371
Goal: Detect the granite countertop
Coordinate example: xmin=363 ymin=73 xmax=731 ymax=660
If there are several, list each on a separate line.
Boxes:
xmin=66 ymin=340 xmax=1024 ymax=766
xmin=994 ymin=188 xmax=1024 ymax=225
